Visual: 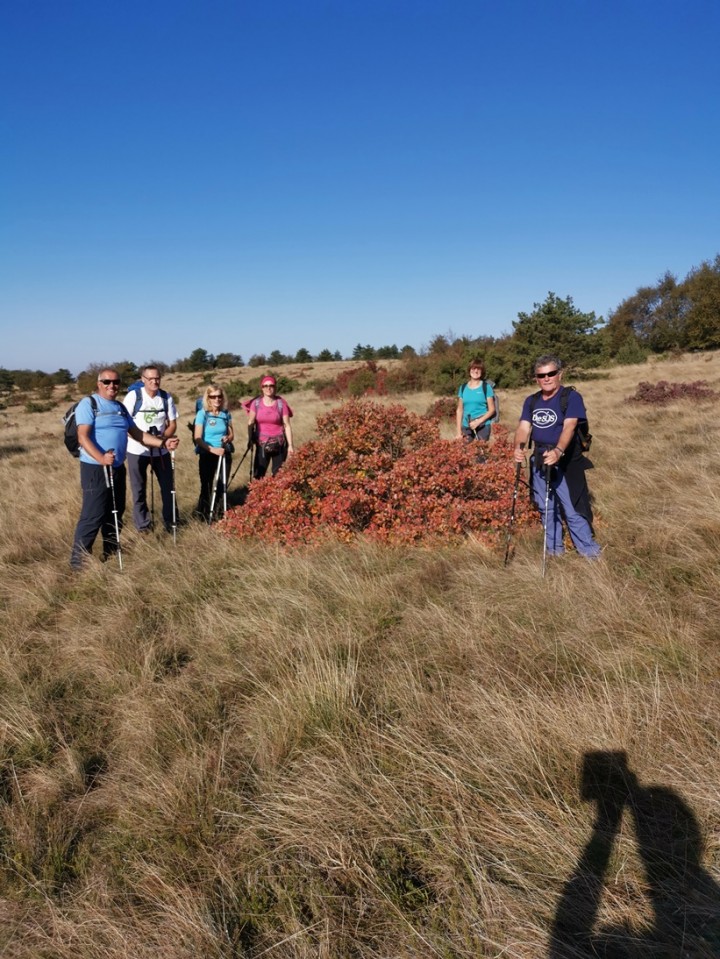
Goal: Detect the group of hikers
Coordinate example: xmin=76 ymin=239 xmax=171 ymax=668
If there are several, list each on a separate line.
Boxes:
xmin=68 ymin=352 xmax=600 ymax=570
xmin=68 ymin=366 xmax=294 ymax=570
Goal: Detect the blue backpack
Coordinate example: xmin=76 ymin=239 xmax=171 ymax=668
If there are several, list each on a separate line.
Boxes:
xmin=126 ymin=381 xmax=170 ymax=417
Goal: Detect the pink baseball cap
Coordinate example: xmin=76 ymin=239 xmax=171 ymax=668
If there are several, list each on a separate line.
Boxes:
xmin=260 ymin=375 xmax=276 ymax=387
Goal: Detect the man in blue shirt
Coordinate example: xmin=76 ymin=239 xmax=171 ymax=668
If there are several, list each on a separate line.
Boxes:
xmin=513 ymin=354 xmax=600 ymax=559
xmin=70 ymin=369 xmax=180 ymax=569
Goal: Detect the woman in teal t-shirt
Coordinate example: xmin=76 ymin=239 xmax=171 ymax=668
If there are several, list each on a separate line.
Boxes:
xmin=194 ymin=384 xmax=234 ymax=520
xmin=456 ymin=358 xmax=496 ymax=442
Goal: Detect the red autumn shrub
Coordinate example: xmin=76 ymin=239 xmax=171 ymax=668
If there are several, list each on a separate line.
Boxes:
xmin=627 ymin=380 xmax=719 ymax=404
xmin=315 ymin=362 xmax=389 ymax=400
xmin=425 ymin=397 xmax=457 ymax=421
xmin=221 ymin=400 xmax=538 ymax=548
xmin=314 ymin=361 xmax=425 ymax=400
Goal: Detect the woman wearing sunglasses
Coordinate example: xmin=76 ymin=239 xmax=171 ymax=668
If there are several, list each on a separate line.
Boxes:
xmin=245 ymin=375 xmax=294 ymax=480
xmin=194 ymin=385 xmax=234 ymax=521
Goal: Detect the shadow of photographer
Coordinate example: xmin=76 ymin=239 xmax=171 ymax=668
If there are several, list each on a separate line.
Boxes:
xmin=549 ymin=751 xmax=720 ymax=958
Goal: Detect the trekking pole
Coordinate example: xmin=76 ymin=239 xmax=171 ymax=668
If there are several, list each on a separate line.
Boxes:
xmin=228 ymin=441 xmax=253 ymax=487
xmin=541 ymin=461 xmax=552 ymax=578
xmin=170 ymin=450 xmax=177 ymax=545
xmin=222 ymin=454 xmax=228 ymax=517
xmin=148 ymin=425 xmax=163 ymax=529
xmin=105 ymin=462 xmax=123 ymax=571
xmin=504 ymin=442 xmax=524 ymax=567
xmin=208 ymin=455 xmax=223 ymax=525
xmin=150 ymin=451 xmax=155 ymax=528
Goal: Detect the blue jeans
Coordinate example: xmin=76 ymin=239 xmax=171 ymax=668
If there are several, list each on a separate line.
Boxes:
xmin=531 ymin=465 xmax=600 ymax=558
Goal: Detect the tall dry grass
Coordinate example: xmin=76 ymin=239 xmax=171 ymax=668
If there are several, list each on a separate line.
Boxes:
xmin=1 ymin=353 xmax=719 ymax=957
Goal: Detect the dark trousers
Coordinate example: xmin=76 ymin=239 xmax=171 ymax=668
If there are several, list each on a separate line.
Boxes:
xmin=197 ymin=451 xmax=232 ymax=520
xmin=70 ymin=462 xmax=126 ymax=568
xmin=127 ymin=451 xmax=175 ymax=531
xmin=253 ymin=443 xmax=287 ymax=480
xmin=462 ymin=424 xmax=492 ymax=442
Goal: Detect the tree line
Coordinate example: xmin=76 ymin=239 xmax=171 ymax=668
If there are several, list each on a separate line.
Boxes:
xmin=2 ymin=253 xmax=718 ymax=395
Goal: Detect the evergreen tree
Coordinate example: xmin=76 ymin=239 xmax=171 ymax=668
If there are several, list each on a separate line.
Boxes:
xmin=512 ymin=293 xmax=605 ymax=375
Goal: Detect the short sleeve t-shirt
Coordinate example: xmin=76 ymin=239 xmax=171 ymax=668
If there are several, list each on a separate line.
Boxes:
xmin=520 ymin=387 xmax=587 ymax=449
xmin=254 ymin=397 xmax=293 ymax=441
xmin=458 ymin=382 xmax=494 ymax=428
xmin=123 ymin=388 xmax=178 ymax=457
xmin=196 ymin=408 xmax=232 ymax=447
xmin=76 ymin=395 xmax=132 ymax=466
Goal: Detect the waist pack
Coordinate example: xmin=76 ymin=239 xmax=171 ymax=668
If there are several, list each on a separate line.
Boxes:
xmin=261 ymin=435 xmax=286 ymax=456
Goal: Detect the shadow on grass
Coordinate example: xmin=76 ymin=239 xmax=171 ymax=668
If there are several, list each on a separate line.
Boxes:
xmin=549 ymin=751 xmax=720 ymax=958
xmin=0 ymin=445 xmax=28 ymax=459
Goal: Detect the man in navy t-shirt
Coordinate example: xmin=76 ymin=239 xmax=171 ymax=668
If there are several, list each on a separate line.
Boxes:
xmin=513 ymin=354 xmax=600 ymax=559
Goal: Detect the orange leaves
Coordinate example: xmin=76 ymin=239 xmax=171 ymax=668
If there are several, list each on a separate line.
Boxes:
xmin=221 ymin=402 xmax=538 ymax=548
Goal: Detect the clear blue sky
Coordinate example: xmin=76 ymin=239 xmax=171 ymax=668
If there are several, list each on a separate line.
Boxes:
xmin=2 ymin=0 xmax=718 ymax=374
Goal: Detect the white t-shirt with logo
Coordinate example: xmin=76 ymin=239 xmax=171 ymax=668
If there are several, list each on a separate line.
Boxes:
xmin=123 ymin=388 xmax=178 ymax=457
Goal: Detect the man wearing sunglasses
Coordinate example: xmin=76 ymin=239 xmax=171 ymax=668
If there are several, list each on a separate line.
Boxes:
xmin=70 ymin=368 xmax=180 ymax=569
xmin=513 ymin=354 xmax=600 ymax=559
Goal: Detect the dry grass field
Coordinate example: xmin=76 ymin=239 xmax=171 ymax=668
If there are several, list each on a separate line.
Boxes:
xmin=1 ymin=352 xmax=719 ymax=957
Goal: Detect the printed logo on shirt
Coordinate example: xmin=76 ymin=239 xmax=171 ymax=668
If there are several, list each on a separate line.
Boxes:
xmin=532 ymin=408 xmax=558 ymax=429
xmin=143 ymin=411 xmax=158 ymax=425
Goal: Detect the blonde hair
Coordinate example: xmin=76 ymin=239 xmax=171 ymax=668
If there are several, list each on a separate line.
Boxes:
xmin=202 ymin=384 xmax=227 ymax=412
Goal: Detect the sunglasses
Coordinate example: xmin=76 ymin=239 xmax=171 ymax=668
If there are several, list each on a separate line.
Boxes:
xmin=99 ymin=379 xmax=121 ymax=386
xmin=209 ymin=393 xmax=223 ymax=399
xmin=143 ymin=376 xmax=161 ymax=382
xmin=536 ymin=370 xmax=559 ymax=379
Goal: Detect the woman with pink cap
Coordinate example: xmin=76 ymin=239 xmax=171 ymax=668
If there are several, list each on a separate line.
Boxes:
xmin=246 ymin=375 xmax=294 ymax=479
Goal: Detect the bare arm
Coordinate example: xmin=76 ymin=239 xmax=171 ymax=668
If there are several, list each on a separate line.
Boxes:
xmin=128 ymin=423 xmax=178 ymax=451
xmin=283 ymin=414 xmax=294 ymax=453
xmin=513 ymin=420 xmax=531 ymax=462
xmin=77 ymin=424 xmax=115 ymax=466
xmin=542 ymin=417 xmax=577 ymax=467
xmin=193 ymin=419 xmax=226 ymax=456
xmin=456 ymin=398 xmax=464 ymax=438
xmin=469 ymin=394 xmax=496 ymax=428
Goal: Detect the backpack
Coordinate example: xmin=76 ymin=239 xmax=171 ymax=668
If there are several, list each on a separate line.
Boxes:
xmin=63 ymin=396 xmax=132 ymax=457
xmin=458 ymin=380 xmax=499 ymax=425
xmin=126 ymin=381 xmax=170 ymax=417
xmin=252 ymin=395 xmax=284 ymax=417
xmin=63 ymin=396 xmax=98 ymax=457
xmin=528 ymin=385 xmax=592 ymax=455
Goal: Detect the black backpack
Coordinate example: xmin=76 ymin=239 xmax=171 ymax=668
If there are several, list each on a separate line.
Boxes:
xmin=529 ymin=385 xmax=592 ymax=455
xmin=63 ymin=396 xmax=98 ymax=457
xmin=63 ymin=396 xmax=132 ymax=457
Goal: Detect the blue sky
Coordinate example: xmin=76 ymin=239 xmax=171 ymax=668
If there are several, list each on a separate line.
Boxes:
xmin=2 ymin=0 xmax=718 ymax=374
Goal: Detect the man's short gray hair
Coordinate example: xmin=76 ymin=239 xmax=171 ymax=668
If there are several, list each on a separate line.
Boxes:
xmin=534 ymin=354 xmax=564 ymax=373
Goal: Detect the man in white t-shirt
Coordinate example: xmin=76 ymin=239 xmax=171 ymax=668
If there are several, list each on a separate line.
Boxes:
xmin=123 ymin=366 xmax=178 ymax=533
